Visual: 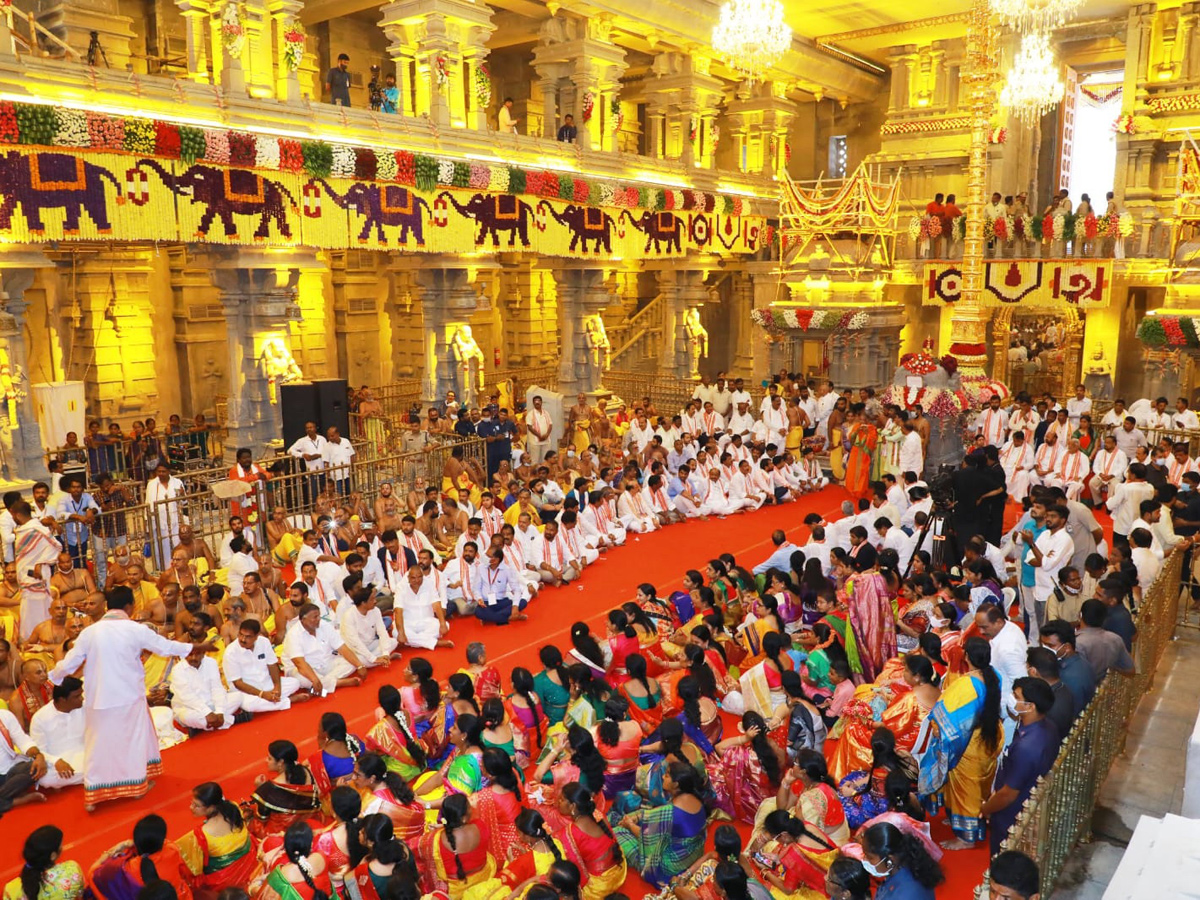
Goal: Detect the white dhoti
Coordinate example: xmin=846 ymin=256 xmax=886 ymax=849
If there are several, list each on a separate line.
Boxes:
xmin=1087 ymin=474 xmax=1122 ymax=506
xmin=173 ymin=691 xmax=243 ymax=730
xmin=620 ymin=514 xmax=657 ymax=533
xmin=700 ymin=497 xmax=736 ymax=517
xmin=237 ymin=676 xmax=304 ymax=712
xmin=38 ymin=751 xmax=85 ymax=790
xmin=17 ymin=586 xmax=51 ymax=642
xmin=1006 ymin=469 xmax=1031 ymax=503
xmin=83 ymin=701 xmax=162 ymax=806
xmin=674 ymin=495 xmax=702 ymax=518
xmin=579 ymin=548 xmax=601 ymax=566
xmin=1044 ymin=476 xmax=1086 ymax=501
xmin=284 ymin=655 xmax=357 ymax=693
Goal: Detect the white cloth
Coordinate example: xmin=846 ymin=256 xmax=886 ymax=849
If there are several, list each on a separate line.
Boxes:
xmin=340 ymin=605 xmax=398 ymax=662
xmin=1107 ymin=481 xmax=1155 ymax=536
xmin=1029 ymin=527 xmax=1074 ymax=602
xmin=1066 ymin=397 xmax=1093 ymax=428
xmin=899 ymin=432 xmax=924 ymax=476
xmin=145 ymin=476 xmax=187 ymax=567
xmin=219 ymin=530 xmax=257 ymax=567
xmin=29 ymin=703 xmax=85 ymax=789
xmin=323 ymin=439 xmax=356 ymax=475
xmin=169 ymin=657 xmax=241 ymax=730
xmin=0 ymin=708 xmax=36 ymax=776
xmin=288 ymin=434 xmax=329 ymax=471
xmin=977 ymin=408 xmax=1008 ymax=446
xmin=222 ymin=635 xmax=300 ymax=712
xmin=281 ymin=619 xmax=354 ymax=693
xmin=989 ymin=620 xmax=1031 ymax=716
xmin=396 ymin=579 xmax=446 ymax=650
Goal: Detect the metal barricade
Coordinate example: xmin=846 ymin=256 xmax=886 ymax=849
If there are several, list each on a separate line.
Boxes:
xmin=604 ymin=369 xmax=697 ymax=417
xmin=974 ymin=548 xmax=1184 ymax=897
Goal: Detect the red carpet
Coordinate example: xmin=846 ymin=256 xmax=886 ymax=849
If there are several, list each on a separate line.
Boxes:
xmin=1 ymin=487 xmax=992 ymax=897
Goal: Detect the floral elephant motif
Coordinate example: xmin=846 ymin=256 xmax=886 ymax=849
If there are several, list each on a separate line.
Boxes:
xmin=437 ymin=190 xmax=533 ymax=248
xmin=620 ymin=209 xmax=683 ymax=254
xmin=0 ymin=151 xmax=122 ymax=235
xmin=136 ymin=159 xmax=298 ymax=240
xmin=312 ymin=179 xmax=430 ymax=245
xmin=537 ymin=200 xmax=617 ymax=253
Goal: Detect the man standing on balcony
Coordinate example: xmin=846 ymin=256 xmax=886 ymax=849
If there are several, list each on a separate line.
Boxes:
xmin=499 ymin=97 xmax=519 ymax=134
xmin=556 ymin=114 xmax=577 ymax=143
xmin=326 ymin=53 xmax=352 ymax=107
xmin=289 ymin=420 xmax=328 ymax=503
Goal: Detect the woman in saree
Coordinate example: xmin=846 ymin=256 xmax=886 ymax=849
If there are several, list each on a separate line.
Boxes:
xmin=310 ymin=786 xmax=364 ymax=887
xmin=836 ymin=726 xmax=920 ymax=833
xmin=533 ymin=646 xmax=571 ymax=726
xmin=418 ymin=713 xmax=487 ymax=809
xmin=841 ymin=556 xmax=897 ymax=682
xmin=797 ymin=560 xmax=832 ymax=627
xmin=736 ymin=595 xmax=789 ymax=668
xmin=709 ymin=711 xmax=786 ymax=825
xmin=177 ymin=782 xmax=260 ymax=893
xmin=811 ymin=587 xmax=863 ymax=678
xmin=827 ymin=397 xmax=849 ymax=482
xmin=619 ymin=652 xmax=664 ymax=735
xmin=797 ymin=622 xmax=844 ymax=704
xmin=615 ymin=716 xmax=711 ymax=823
xmin=508 ymin=667 xmax=547 ymax=758
xmin=660 ymin=640 xmax=736 ymax=718
xmin=673 ymin=674 xmax=722 ymax=753
xmin=668 ymin=570 xmax=706 ymax=631
xmin=242 ymin=740 xmax=322 ymax=840
xmin=253 ymin=823 xmax=332 ymax=900
xmin=826 ymin=655 xmax=940 ymax=783
xmin=417 ymin=793 xmax=496 ymax=899
xmin=615 ymin=761 xmax=709 ymax=888
xmin=470 ymin=749 xmax=526 ymax=866
xmin=764 ymin=751 xmax=851 ymax=847
xmin=1074 ymin=413 xmax=1099 ymax=459
xmin=556 ymin=783 xmax=626 ymax=900
xmin=467 ymin=809 xmax=565 ymax=900
xmin=480 ymin=698 xmax=526 ymax=770
xmin=424 ymin=673 xmax=482 ymax=767
xmin=307 ymin=712 xmax=365 ymax=810
xmin=592 ymin=695 xmax=643 ymax=799
xmin=344 ymin=815 xmax=421 ymax=900
xmin=619 ymin=602 xmax=673 ymax=675
xmin=604 ymin=610 xmax=641 ymax=685
xmin=843 ymin=404 xmax=878 ymax=501
xmin=737 ymin=631 xmax=796 ymax=719
xmin=90 ymin=815 xmax=193 ymax=900
xmin=365 ymin=685 xmax=430 ymax=786
xmin=353 ymin=753 xmax=425 ymax=847
xmin=705 ymin=559 xmax=742 ymax=628
xmin=921 ymin=637 xmax=1004 ymax=851
xmin=748 ymin=810 xmax=841 ymax=900
xmin=6 ymin=827 xmax=83 ymax=900
xmin=930 ymin=602 xmax=965 ymax=681
xmin=854 ymin=771 xmax=942 ymax=864
xmin=533 ymin=724 xmax=608 ymax=808
xmin=568 ymin=622 xmax=611 ymax=680
xmin=633 ymin=583 xmax=679 ymax=644
xmin=670 ymin=824 xmax=773 ymax=900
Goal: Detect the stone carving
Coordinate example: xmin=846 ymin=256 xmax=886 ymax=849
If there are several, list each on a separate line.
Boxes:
xmin=584 ymin=313 xmax=610 ymax=375
xmin=450 ymin=324 xmax=485 ymax=404
xmin=1083 ymin=345 xmax=1114 ymax=401
xmin=259 ymin=336 xmax=302 ymax=404
xmin=684 ymin=307 xmax=708 ymax=376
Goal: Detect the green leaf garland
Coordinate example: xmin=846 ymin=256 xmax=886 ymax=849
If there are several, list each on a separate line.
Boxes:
xmin=300 ymin=140 xmax=332 ymax=179
xmin=16 ymin=104 xmax=56 ymax=145
xmin=1136 ymin=316 xmax=1167 ymax=348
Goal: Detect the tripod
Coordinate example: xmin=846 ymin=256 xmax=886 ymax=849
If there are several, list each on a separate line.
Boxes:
xmin=86 ymin=30 xmax=109 ymax=68
xmin=903 ymin=506 xmax=961 ymax=578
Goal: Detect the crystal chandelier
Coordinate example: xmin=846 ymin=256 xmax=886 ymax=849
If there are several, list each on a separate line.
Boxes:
xmin=712 ymin=0 xmax=793 ymax=85
xmin=999 ymin=30 xmax=1065 ymax=126
xmin=989 ymin=0 xmax=1083 ymax=36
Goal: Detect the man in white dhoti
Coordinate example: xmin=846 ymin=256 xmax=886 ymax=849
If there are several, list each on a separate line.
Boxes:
xmin=1046 ymin=438 xmax=1091 ymax=501
xmin=760 ymin=396 xmax=788 ymax=447
xmin=1087 ymin=434 xmax=1128 ymax=506
xmin=281 ymin=602 xmax=367 ymax=696
xmin=538 ymin=519 xmax=581 ymax=585
xmin=617 ymin=482 xmax=659 ymax=533
xmin=559 ymin=511 xmax=598 ymax=567
xmin=222 ymin=618 xmax=306 ymax=712
xmin=394 ymin=566 xmax=453 ymax=650
xmin=339 ymin=587 xmax=399 ymax=666
xmin=145 ymin=462 xmax=186 ymax=570
xmin=29 ymin=675 xmax=84 ymax=790
xmin=999 ymin=432 xmax=1035 ymax=502
xmin=499 ymin=524 xmax=540 ymax=601
xmin=645 ymin=474 xmax=683 ymax=525
xmin=698 ymin=469 xmax=737 ymax=517
xmin=12 ymin=500 xmax=61 ymax=641
xmin=169 ymin=644 xmax=242 ymax=731
xmin=446 ymin=542 xmax=483 ymax=615
xmin=49 ymin=585 xmax=203 ymax=810
xmin=1008 ymin=397 xmax=1039 ymax=441
xmin=975 ymin=396 xmax=1008 ymax=447
xmin=801 ymin=447 xmax=829 ymax=491
xmin=898 ymin=421 xmax=924 ymax=479
xmin=525 ymin=395 xmax=554 ymax=464
xmin=1030 ymin=430 xmax=1064 ymax=489
xmin=730 ymin=461 xmax=765 ymax=511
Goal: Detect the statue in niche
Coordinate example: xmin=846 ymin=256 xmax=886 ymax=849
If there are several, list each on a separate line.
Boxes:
xmin=1083 ymin=345 xmax=1114 ymax=401
xmin=450 ymin=324 xmax=485 ymax=405
xmin=259 ymin=336 xmax=303 ymax=405
xmin=583 ymin=314 xmax=610 ymax=383
xmin=683 ymin=307 xmax=708 ymax=378
xmin=0 ymin=348 xmax=23 ymax=429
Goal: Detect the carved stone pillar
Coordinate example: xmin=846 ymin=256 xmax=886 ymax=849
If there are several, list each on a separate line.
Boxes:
xmin=554 ymin=264 xmax=614 ymax=396
xmin=265 ymin=0 xmax=304 ymax=104
xmin=533 ymin=11 xmax=626 ymax=152
xmin=730 ymin=271 xmax=755 ymax=377
xmin=538 ymin=76 xmax=560 ymax=139
xmin=176 ymin=0 xmax=214 ymax=82
xmin=0 ymin=248 xmax=52 ymax=480
xmin=211 ymin=250 xmax=302 ymax=453
xmin=658 ymin=267 xmax=709 ymax=380
xmin=413 ymin=258 xmax=495 ymax=405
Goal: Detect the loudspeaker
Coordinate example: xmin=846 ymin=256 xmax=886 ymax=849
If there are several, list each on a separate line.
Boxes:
xmin=314 ymin=378 xmax=350 ymax=439
xmin=280 ymin=381 xmax=319 ymax=448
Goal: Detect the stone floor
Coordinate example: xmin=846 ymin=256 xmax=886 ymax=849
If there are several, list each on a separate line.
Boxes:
xmin=1051 ymin=627 xmax=1200 ymax=899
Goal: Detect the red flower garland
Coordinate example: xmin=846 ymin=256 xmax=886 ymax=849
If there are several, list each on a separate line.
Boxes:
xmin=353 ymin=147 xmax=376 ymax=180
xmin=279 ymin=139 xmax=304 ymax=173
xmin=1163 ymin=316 xmax=1187 ymax=345
xmin=949 ymin=342 xmax=987 ymax=356
xmin=992 ymin=217 xmax=1008 ymax=240
xmin=395 ymin=151 xmax=415 ymax=185
xmin=154 ymin=120 xmax=181 ymax=159
xmin=1042 ymin=212 xmax=1054 ymax=239
xmin=795 ymin=309 xmax=814 ymax=330
xmin=573 ymin=178 xmax=589 ymax=203
xmin=1083 ymin=213 xmax=1098 ymax=240
xmin=228 ymin=131 xmax=256 ymax=167
xmin=0 ymin=103 xmax=19 ymax=144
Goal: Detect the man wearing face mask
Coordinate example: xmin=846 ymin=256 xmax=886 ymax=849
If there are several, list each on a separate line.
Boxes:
xmin=1037 ymin=618 xmax=1095 ymax=710
xmin=982 ymin=677 xmax=1059 ymax=855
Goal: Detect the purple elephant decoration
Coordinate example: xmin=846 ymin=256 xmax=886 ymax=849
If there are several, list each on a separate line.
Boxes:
xmin=136 ymin=159 xmax=298 ymax=240
xmin=0 ymin=151 xmax=123 ymax=235
xmin=438 ymin=190 xmax=533 ymax=248
xmin=620 ymin=209 xmax=683 ymax=253
xmin=312 ymin=179 xmax=430 ymax=245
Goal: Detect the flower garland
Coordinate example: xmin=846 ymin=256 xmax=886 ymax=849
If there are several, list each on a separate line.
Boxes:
xmin=281 ymin=20 xmax=305 ymax=72
xmin=1137 ymin=315 xmax=1200 ymax=349
xmin=1148 ymin=92 xmax=1200 ymax=114
xmin=1112 ymin=114 xmax=1135 ymax=134
xmin=1074 ymin=212 xmax=1099 ymax=241
xmin=582 ymin=92 xmax=594 ymax=124
xmin=920 ymin=215 xmax=942 ymax=240
xmin=988 ymin=126 xmax=1007 ymax=144
xmin=1082 ymin=85 xmax=1122 ymax=104
xmin=434 ymin=56 xmax=448 ymax=88
xmin=899 ymin=352 xmax=939 ymax=376
xmin=220 ymin=1 xmax=245 ymax=58
xmin=610 ymin=96 xmax=622 ymax=134
xmin=880 ymin=384 xmax=966 ymax=418
xmin=992 ymin=215 xmax=1010 ymax=241
xmin=475 ymin=63 xmax=491 ymax=107
xmin=749 ymin=307 xmax=871 ymax=335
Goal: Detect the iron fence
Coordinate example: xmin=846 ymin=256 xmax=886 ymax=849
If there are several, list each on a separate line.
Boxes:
xmin=973 ymin=548 xmax=1184 ymax=897
xmin=604 ymin=369 xmax=698 ymax=417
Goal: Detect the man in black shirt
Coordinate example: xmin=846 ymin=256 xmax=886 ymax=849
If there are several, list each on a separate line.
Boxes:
xmin=556 ymin=114 xmax=577 ymax=143
xmin=1098 ymin=577 xmax=1136 ymax=650
xmin=325 ymin=53 xmax=352 ymax=107
xmin=1026 ymin=646 xmax=1075 ymax=744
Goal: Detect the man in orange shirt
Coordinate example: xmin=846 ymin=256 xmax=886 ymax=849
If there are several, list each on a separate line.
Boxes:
xmin=925 ymin=192 xmax=945 ymax=257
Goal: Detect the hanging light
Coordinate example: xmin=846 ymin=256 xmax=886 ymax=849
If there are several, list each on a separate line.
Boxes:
xmin=712 ymin=0 xmax=792 ymax=85
xmin=989 ymin=0 xmax=1084 ymax=36
xmin=1000 ymin=30 xmax=1065 ymax=126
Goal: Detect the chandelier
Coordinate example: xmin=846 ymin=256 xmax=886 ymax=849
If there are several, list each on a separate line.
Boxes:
xmin=989 ymin=0 xmax=1084 ymax=35
xmin=712 ymin=0 xmax=792 ymax=84
xmin=999 ymin=30 xmax=1065 ymax=126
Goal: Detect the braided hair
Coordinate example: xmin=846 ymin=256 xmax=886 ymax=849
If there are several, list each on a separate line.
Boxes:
xmin=447 ymin=672 xmax=480 ymax=715
xmin=510 ymin=667 xmax=543 ymax=747
xmin=283 ymin=822 xmax=330 ymax=900
xmin=320 ymin=711 xmax=363 ymax=757
xmin=762 ymin=631 xmax=787 ymax=675
xmin=132 ymin=815 xmax=167 ymax=886
xmin=481 ymin=747 xmax=521 ymax=795
xmin=657 ymin=717 xmax=692 ymax=768
xmin=193 ymin=782 xmax=244 ymax=830
xmin=539 ymin=645 xmax=570 ymax=693
xmin=19 ymin=827 xmax=62 ymax=900
xmin=377 ymin=685 xmax=426 ymax=768
xmin=408 ymin=658 xmax=441 ymax=712
xmin=763 ymin=810 xmax=837 ymax=851
xmin=268 ymin=739 xmax=311 ymax=785
xmin=514 ymin=808 xmax=563 ymax=861
xmin=676 ymin=675 xmax=705 ymax=735
xmin=357 ymin=751 xmax=415 ymax=804
xmin=329 ymin=785 xmax=367 ymax=868
xmin=597 ymin=695 xmax=629 ymax=747
xmin=480 ymin=697 xmax=507 ymax=731
xmin=624 ymin=653 xmax=658 ymax=709
xmin=619 ymin=602 xmax=655 ymax=634
xmin=691 ymin=623 xmax=727 ymax=664
xmin=794 ymin=748 xmax=837 ymax=790
xmin=358 ymin=814 xmax=415 ymax=877
xmin=682 ymin=644 xmax=718 ymax=700
xmin=440 ymin=793 xmax=472 ymax=881
xmin=565 ymin=725 xmax=606 ymax=794
xmin=560 ymin=783 xmax=621 ymax=863
xmin=964 ymin=636 xmax=1003 ymax=751
xmin=741 ymin=711 xmax=781 ymax=784
xmin=567 ymin=663 xmax=610 ymax=705
xmin=570 ymin=622 xmax=606 ymax=670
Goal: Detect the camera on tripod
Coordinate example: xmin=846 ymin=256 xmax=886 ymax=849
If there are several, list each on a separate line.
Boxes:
xmin=86 ymin=30 xmax=109 ymax=68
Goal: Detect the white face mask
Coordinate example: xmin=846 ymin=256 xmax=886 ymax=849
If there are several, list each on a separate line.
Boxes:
xmin=862 ymin=858 xmax=891 ymax=878
xmin=929 ymin=614 xmax=949 ymax=629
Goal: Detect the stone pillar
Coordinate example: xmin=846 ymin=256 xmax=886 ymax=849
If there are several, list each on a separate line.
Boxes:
xmin=176 ymin=0 xmax=214 ymax=82
xmin=658 ymin=267 xmax=709 ymax=380
xmin=37 ymin=0 xmax=136 ymax=71
xmin=413 ymin=258 xmax=495 ymax=405
xmin=265 ymin=0 xmax=304 ymax=104
xmin=555 ymin=264 xmax=613 ymax=396
xmin=730 ymin=271 xmax=755 ymax=377
xmin=211 ymin=250 xmax=302 ymax=454
xmin=0 ymin=248 xmax=52 ymax=480
xmin=646 ymin=104 xmax=666 ymax=159
xmin=538 ymin=76 xmax=560 ymax=139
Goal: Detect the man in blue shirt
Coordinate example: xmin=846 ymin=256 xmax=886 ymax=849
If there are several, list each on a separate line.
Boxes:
xmin=475 ymin=406 xmax=504 ymax=481
xmin=753 ymin=529 xmax=799 ymax=575
xmin=56 ymin=474 xmax=100 ymax=570
xmin=1016 ymin=497 xmax=1048 ymax=639
xmin=984 ymin=677 xmax=1060 ymax=855
xmin=472 ymin=546 xmax=527 ymax=625
xmin=1038 ymin=618 xmax=1096 ymax=710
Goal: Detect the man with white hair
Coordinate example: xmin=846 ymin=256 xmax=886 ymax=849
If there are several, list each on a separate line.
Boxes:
xmin=730 ymin=460 xmax=766 ymax=511
xmin=999 ymin=431 xmax=1035 ymax=502
xmin=726 ymin=401 xmax=755 ymax=443
xmin=698 ymin=468 xmax=737 ymax=517
xmin=1087 ymin=433 xmax=1128 ymax=506
xmin=1030 ymin=430 xmax=1064 ymax=488
xmin=1046 ymin=437 xmax=1091 ymax=501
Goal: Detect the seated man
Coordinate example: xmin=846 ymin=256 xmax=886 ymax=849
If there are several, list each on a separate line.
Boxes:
xmin=0 ymin=700 xmax=47 ymax=813
xmin=558 ymin=510 xmax=597 ymax=569
xmin=445 ymin=540 xmax=483 ymax=616
xmin=219 ymin=515 xmax=257 ymax=568
xmin=28 ymin=675 xmax=85 ymax=790
xmin=394 ymin=566 xmax=453 ymax=650
xmin=281 ymin=601 xmax=367 ymax=696
xmin=538 ymin=519 xmax=581 ymax=586
xmin=645 ymin=474 xmax=684 ymax=526
xmin=472 ymin=547 xmax=530 ymax=625
xmin=616 ymin=480 xmax=659 ymax=533
xmin=225 ymin=537 xmax=259 ymax=589
xmin=499 ymin=524 xmax=540 ymax=601
xmin=9 ymin=659 xmax=52 ymax=731
xmin=170 ymin=643 xmax=243 ymax=731
xmin=338 ymin=586 xmax=399 ymax=665
xmin=50 ymin=552 xmax=94 ymax=611
xmin=222 ymin=618 xmax=305 ymax=711
xmin=237 ymin=571 xmax=275 ymax=624
xmin=1046 ymin=437 xmax=1091 ymax=501
xmin=23 ymin=598 xmax=71 ymax=668
xmin=1087 ymin=433 xmax=1127 ymax=507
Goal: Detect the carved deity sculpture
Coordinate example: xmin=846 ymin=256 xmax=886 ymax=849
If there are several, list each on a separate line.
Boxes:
xmin=683 ymin=307 xmax=708 ymax=378
xmin=584 ymin=314 xmax=611 ymax=377
xmin=259 ymin=336 xmax=303 ymax=404
xmin=450 ymin=324 xmax=485 ymax=405
xmin=1083 ymin=345 xmax=1114 ymax=401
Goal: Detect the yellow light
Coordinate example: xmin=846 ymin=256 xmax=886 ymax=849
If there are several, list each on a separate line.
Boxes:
xmin=1157 ymin=65 xmax=1174 ymax=81
xmin=916 ymin=95 xmax=930 ymax=107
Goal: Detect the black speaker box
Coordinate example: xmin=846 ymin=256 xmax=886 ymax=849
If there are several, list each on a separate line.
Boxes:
xmin=313 ymin=378 xmax=350 ymax=439
xmin=280 ymin=381 xmax=319 ymax=448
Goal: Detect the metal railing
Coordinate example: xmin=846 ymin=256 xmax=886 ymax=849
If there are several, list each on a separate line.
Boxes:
xmin=603 ymin=369 xmax=697 ymax=417
xmin=974 ymin=548 xmax=1185 ymax=897
xmin=45 ymin=429 xmax=223 ymax=488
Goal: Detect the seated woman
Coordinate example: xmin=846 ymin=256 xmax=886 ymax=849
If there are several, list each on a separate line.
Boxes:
xmin=177 ymin=782 xmax=260 ymax=893
xmin=615 ymin=761 xmax=709 ymax=889
xmin=708 ymin=711 xmax=787 ymax=825
xmin=795 ymin=622 xmax=841 ymax=705
xmin=634 ymin=582 xmax=680 ymax=643
xmin=930 ymin=602 xmax=965 ymax=681
xmin=836 ymin=728 xmax=919 ymax=831
xmin=532 ymin=646 xmax=571 ymax=726
xmin=507 ymin=667 xmax=547 ymax=759
xmin=592 ymin=696 xmax=643 ymax=800
xmin=364 ymin=685 xmax=429 ymax=786
xmin=568 ymin=622 xmax=611 ymax=680
xmin=619 ymin=653 xmax=664 ymax=735
xmin=352 ymin=752 xmax=424 ymax=847
xmin=705 ymin=559 xmax=742 ymax=628
xmin=346 ymin=814 xmax=421 ymax=900
xmin=6 ymin=827 xmax=83 ymax=900
xmin=605 ymin=610 xmax=641 ymax=685
xmin=620 ymin=602 xmax=673 ymax=675
xmin=826 ymin=654 xmax=939 ymax=782
xmin=736 ymin=595 xmax=789 ymax=669
xmin=455 ymin=642 xmax=503 ymax=702
xmin=89 ymin=815 xmax=192 ymax=900
xmin=659 ymin=643 xmax=736 ymax=719
xmin=672 ymin=675 xmax=722 ymax=753
xmin=761 ymin=569 xmax=804 ymax=632
xmin=766 ymin=750 xmax=851 ymax=847
xmin=254 ymin=822 xmax=332 ymax=900
xmin=470 ymin=749 xmax=526 ymax=866
xmin=480 ymin=809 xmax=566 ymax=897
xmin=417 ymin=792 xmax=496 ymax=898
xmin=481 ymin=698 xmax=526 ymax=770
xmin=748 ymin=810 xmax=841 ymax=899
xmin=555 ymin=783 xmax=626 ymax=900
xmin=811 ymin=587 xmax=863 ymax=678
xmin=423 ymin=673 xmax=481 ymax=767
xmin=666 ymin=571 xmax=707 ymax=638
xmin=417 ymin=713 xmax=487 ymax=808
xmin=311 ymin=786 xmax=364 ymax=887
xmin=241 ymin=740 xmax=321 ymax=840
xmin=859 ymin=821 xmax=944 ymax=900
xmin=533 ymin=724 xmax=607 ymax=806
xmin=399 ymin=658 xmax=440 ymax=742
xmin=855 ymin=770 xmax=942 ymax=863
xmin=737 ymin=632 xmax=795 ymax=718
xmin=668 ymin=824 xmax=771 ymax=900
xmin=307 ymin=713 xmax=365 ymax=810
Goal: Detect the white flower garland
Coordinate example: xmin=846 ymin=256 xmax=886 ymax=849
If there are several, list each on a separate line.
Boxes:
xmin=219 ymin=1 xmax=245 ymax=58
xmin=331 ymin=144 xmax=356 ymax=177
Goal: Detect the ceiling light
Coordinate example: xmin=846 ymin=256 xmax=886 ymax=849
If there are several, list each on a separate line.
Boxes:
xmin=712 ymin=0 xmax=793 ymax=85
xmin=1000 ymin=30 xmax=1065 ymax=126
xmin=989 ymin=0 xmax=1084 ymax=35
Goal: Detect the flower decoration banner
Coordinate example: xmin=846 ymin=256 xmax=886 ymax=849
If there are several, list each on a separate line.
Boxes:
xmin=923 ymin=260 xmax=1112 ymax=308
xmin=749 ymin=306 xmax=871 ymax=335
xmin=1137 ymin=315 xmax=1200 ymax=350
xmin=0 ymin=105 xmax=765 ymax=260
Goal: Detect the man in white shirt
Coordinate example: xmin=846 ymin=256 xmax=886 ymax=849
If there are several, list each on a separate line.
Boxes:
xmin=170 ymin=644 xmax=242 ymax=731
xmin=1165 ymin=443 xmax=1198 ymax=487
xmin=223 ymin=618 xmax=305 ymax=711
xmin=146 ymin=462 xmax=187 ymax=574
xmin=692 ymin=376 xmax=716 ymax=407
xmin=976 ymin=396 xmax=1008 ymax=447
xmin=323 ymin=427 xmax=356 ymax=495
xmin=500 ymin=523 xmax=542 ymax=599
xmin=225 ymin=536 xmax=259 ymax=589
xmin=883 ymin=473 xmax=908 ymax=513
xmin=1065 ymin=384 xmax=1092 ymax=429
xmin=1176 ymin=397 xmax=1200 ymax=431
xmin=1106 ymin=463 xmax=1155 ymax=542
xmin=1101 ymin=400 xmax=1129 ymax=428
xmin=1113 ymin=417 xmax=1148 ymax=460
xmin=1129 ymin=527 xmax=1163 ymax=599
xmin=498 ymin=96 xmax=519 ymax=133
xmin=1022 ymin=504 xmax=1074 ymax=643
xmin=446 ymin=540 xmax=484 ymax=615
xmin=288 ymin=421 xmax=328 ymax=496
xmin=1087 ymin=434 xmax=1128 ymax=506
xmin=975 ymin=603 xmax=1033 ymax=732
xmin=796 ymin=385 xmax=818 ymax=436
xmin=525 ymin=396 xmax=554 ymax=463
xmin=1030 ymin=430 xmax=1064 ymax=488
xmin=0 ymin=703 xmax=47 ymax=811
xmin=281 ymin=602 xmax=366 ymax=695
xmin=625 ymin=413 xmax=656 ymax=455
xmin=899 ymin=420 xmax=924 ymax=478
xmin=760 ymin=395 xmax=788 ymax=447
xmin=726 ymin=401 xmax=755 ymax=442
xmin=28 ymin=676 xmax=85 ymax=790
xmin=999 ymin=432 xmax=1035 ymax=502
xmin=1129 ymin=500 xmax=1166 ymax=560
xmin=875 ymin=517 xmax=915 ymax=569
xmin=1145 ymin=396 xmax=1173 ymax=438
xmin=1047 ymin=437 xmax=1091 ymax=501
xmin=218 ymin=515 xmax=257 ymax=567
xmin=711 ymin=376 xmax=733 ymax=418
xmin=537 ymin=519 xmax=581 ymax=585
xmin=1008 ymin=397 xmax=1039 ymax=442
xmin=803 ymin=524 xmax=834 ymax=576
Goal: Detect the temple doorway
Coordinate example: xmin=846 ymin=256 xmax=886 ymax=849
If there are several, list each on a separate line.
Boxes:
xmin=1002 ymin=307 xmax=1084 ymax=399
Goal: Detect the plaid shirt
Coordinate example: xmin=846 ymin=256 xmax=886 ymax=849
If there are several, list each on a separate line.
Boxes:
xmin=95 ymin=486 xmax=130 ymax=539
